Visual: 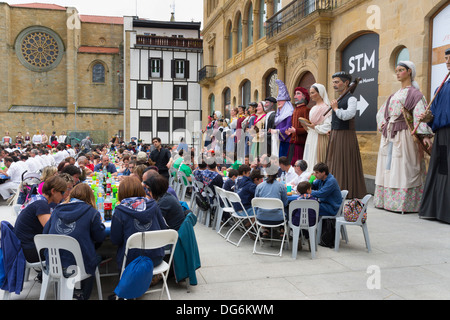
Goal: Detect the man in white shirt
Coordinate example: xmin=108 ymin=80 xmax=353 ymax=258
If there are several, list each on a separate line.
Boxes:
xmin=0 ymin=157 xmax=28 ymax=200
xmin=58 ymin=131 xmax=67 ymax=144
xmin=290 ymin=159 xmax=311 ymax=187
xmin=279 ymin=156 xmax=298 ymax=185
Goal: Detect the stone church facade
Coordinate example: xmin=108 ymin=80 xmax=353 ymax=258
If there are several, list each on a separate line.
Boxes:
xmin=0 ymin=3 xmax=124 ymax=143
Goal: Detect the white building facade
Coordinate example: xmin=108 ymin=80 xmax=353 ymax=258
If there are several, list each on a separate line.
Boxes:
xmin=124 ymin=17 xmax=203 ymax=145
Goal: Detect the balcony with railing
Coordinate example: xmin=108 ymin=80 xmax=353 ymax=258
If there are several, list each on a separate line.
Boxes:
xmin=198 ymin=65 xmax=217 ymax=86
xmin=265 ymin=0 xmax=339 ymax=39
xmin=136 ymin=35 xmax=203 ymax=50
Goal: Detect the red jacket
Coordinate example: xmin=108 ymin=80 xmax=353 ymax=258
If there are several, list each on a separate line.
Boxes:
xmin=290 ymin=104 xmax=310 ymax=145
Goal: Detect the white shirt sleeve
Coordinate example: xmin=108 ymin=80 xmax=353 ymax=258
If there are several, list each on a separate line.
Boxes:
xmin=335 ymin=96 xmax=357 ymax=121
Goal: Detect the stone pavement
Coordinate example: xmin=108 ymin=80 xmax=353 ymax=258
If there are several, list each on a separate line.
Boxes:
xmin=1 ymin=198 xmax=450 ymax=301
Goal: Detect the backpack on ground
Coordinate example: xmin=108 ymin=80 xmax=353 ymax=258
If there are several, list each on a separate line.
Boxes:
xmin=343 ymin=198 xmax=366 ymax=223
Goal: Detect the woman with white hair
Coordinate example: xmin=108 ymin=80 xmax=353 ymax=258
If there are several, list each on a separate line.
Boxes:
xmin=302 ymin=83 xmax=332 ymax=169
xmin=374 ymin=61 xmax=434 ymax=213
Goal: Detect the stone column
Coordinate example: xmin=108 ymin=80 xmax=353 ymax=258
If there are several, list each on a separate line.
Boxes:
xmin=65 ymin=7 xmax=81 ymax=117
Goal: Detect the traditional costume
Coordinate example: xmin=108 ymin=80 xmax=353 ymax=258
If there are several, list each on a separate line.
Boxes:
xmin=264 ymin=97 xmax=277 ymax=157
xmin=274 ymin=80 xmax=293 ymax=158
xmin=288 ymin=87 xmax=310 ymax=166
xmin=420 ymin=50 xmax=450 ymax=222
xmin=303 ymin=83 xmax=332 ymax=169
xmin=375 ymin=61 xmax=433 ymax=213
xmin=326 ymin=73 xmax=367 ymax=199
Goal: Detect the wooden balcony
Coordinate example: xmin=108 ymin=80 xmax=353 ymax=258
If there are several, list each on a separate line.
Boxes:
xmin=135 ymin=35 xmax=203 ymax=51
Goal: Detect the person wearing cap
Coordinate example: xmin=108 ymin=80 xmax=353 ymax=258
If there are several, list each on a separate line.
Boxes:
xmin=287 ymin=86 xmax=310 ymax=166
xmin=375 ymin=62 xmax=433 ymax=213
xmin=273 ymin=80 xmax=294 ymax=158
xmin=419 ymin=48 xmax=450 ymax=222
xmin=264 ymin=97 xmax=277 ymax=157
xmin=326 ymin=72 xmax=367 ymax=199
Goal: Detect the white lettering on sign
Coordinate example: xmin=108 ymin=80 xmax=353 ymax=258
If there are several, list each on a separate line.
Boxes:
xmin=348 ymin=50 xmax=376 ymax=74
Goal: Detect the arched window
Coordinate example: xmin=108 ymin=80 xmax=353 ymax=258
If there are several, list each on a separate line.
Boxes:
xmin=227 ymin=22 xmax=233 ymax=59
xmin=209 ymin=94 xmax=215 ymax=116
xmin=92 ymin=62 xmax=105 ymax=83
xmin=237 ymin=14 xmax=243 ymax=53
xmin=241 ymin=80 xmax=251 ymax=106
xmin=247 ymin=3 xmax=254 ymax=47
xmin=259 ymin=0 xmax=266 ymax=39
xmin=395 ymin=47 xmax=410 ymax=68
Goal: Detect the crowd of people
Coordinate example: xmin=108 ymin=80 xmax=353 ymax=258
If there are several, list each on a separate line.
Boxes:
xmin=0 ymin=49 xmax=448 ymax=299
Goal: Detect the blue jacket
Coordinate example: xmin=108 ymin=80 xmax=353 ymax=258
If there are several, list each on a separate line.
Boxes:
xmin=110 ymin=197 xmax=168 ymax=269
xmin=311 ymin=173 xmax=342 ymax=216
xmin=43 ymin=199 xmax=106 ymax=275
xmin=173 ymin=213 xmax=201 ymax=285
xmin=233 ymin=176 xmax=256 ymax=212
xmin=1 ymin=221 xmax=26 ymax=295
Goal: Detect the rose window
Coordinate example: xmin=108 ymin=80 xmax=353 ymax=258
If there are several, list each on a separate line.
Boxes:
xmin=15 ymin=27 xmax=64 ymax=72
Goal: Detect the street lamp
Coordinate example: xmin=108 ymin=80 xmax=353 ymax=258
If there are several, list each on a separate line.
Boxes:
xmin=73 ymin=102 xmax=77 ymax=131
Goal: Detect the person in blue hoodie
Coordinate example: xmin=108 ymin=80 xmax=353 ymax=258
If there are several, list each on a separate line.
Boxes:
xmin=44 ymin=183 xmax=106 ymax=300
xmin=110 ymin=176 xmax=168 ymax=272
xmin=311 ymin=162 xmax=342 ymax=216
xmin=233 ymin=168 xmax=264 ymax=217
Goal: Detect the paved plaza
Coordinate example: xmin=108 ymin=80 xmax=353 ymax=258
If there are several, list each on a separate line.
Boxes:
xmin=1 ymin=197 xmax=450 ymax=301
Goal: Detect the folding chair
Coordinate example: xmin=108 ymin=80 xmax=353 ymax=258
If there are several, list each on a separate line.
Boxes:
xmin=221 ymin=190 xmax=257 ymax=247
xmin=251 ymin=198 xmax=289 ymax=257
xmin=120 ymin=230 xmax=178 ymax=300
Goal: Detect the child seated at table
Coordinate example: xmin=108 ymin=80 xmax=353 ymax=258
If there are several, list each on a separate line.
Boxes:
xmin=292 ymin=181 xmax=319 ymax=227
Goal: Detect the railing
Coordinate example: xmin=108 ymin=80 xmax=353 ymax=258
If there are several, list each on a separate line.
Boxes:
xmin=266 ymin=0 xmax=338 ymax=38
xmin=198 ymin=65 xmax=217 ymax=82
xmin=136 ymin=35 xmax=203 ymax=49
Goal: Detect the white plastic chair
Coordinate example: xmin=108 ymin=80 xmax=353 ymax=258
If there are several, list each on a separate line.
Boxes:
xmin=188 ymin=174 xmax=198 ymax=209
xmin=251 ymin=198 xmax=289 ymax=257
xmin=168 ymin=167 xmax=177 ymax=188
xmin=221 ymin=190 xmax=256 ymax=247
xmin=120 ymin=230 xmax=178 ymax=300
xmin=34 ymin=234 xmax=103 ymax=300
xmin=316 ymin=190 xmax=349 ymax=245
xmin=176 ymin=170 xmax=192 ymax=202
xmin=288 ymin=200 xmax=319 ymax=259
xmin=334 ymin=194 xmax=372 ymax=253
xmin=198 ymin=185 xmax=216 ymax=227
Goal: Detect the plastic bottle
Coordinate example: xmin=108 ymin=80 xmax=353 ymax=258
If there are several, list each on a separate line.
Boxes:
xmin=104 ymin=193 xmax=113 ymax=221
xmin=97 ymin=193 xmax=104 ymax=221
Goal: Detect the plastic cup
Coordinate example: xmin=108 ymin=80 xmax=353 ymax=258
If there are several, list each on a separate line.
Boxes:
xmin=287 ymin=185 xmax=292 ymax=192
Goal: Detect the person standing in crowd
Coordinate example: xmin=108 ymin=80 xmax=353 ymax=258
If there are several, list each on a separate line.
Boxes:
xmin=375 ymin=61 xmax=433 ymax=213
xmin=150 ymin=137 xmax=171 ymax=179
xmin=287 ymin=87 xmax=310 ymax=166
xmin=264 ymin=97 xmax=277 ymax=157
xmin=273 ymin=80 xmax=293 ymax=158
xmin=250 ymin=101 xmax=267 ymax=160
xmin=58 ymin=131 xmax=67 ymax=144
xmin=302 ymin=83 xmax=332 ymax=169
xmin=32 ymin=130 xmax=42 ymax=145
xmin=81 ymin=136 xmax=92 ymax=153
xmin=419 ymin=48 xmax=450 ymax=222
xmin=327 ymin=72 xmax=367 ymax=199
xmin=2 ymin=131 xmax=12 ymax=146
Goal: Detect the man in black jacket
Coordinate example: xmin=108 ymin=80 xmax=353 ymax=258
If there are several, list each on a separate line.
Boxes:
xmin=150 ymin=137 xmax=171 ymax=179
